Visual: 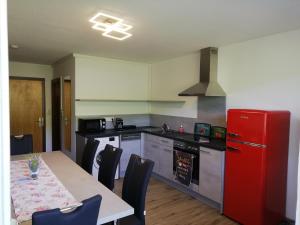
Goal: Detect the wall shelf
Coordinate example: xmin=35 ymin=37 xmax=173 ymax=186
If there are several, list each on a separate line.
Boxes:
xmin=75 ymin=99 xmax=186 ymax=103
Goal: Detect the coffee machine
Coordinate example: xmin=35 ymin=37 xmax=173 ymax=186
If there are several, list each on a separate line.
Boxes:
xmin=112 ymin=118 xmax=123 ymax=130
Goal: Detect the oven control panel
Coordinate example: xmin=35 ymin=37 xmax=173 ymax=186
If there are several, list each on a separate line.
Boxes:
xmin=173 ymin=141 xmax=199 ymax=154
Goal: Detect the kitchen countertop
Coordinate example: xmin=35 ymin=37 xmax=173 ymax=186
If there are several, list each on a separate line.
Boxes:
xmin=76 ymin=126 xmax=226 ymax=151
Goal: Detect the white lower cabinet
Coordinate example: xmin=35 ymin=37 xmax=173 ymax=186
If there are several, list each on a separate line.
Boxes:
xmin=143 ymin=134 xmax=173 ymax=178
xmin=143 ymin=133 xmax=225 ymax=204
xmin=144 ymin=142 xmax=160 ymax=174
xmin=198 ymin=147 xmax=224 ymax=203
xmin=158 ymin=146 xmax=173 ymax=180
xmin=120 ymin=135 xmax=141 ymax=177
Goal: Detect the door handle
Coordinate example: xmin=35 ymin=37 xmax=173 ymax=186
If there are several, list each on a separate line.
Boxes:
xmin=36 ymin=117 xmax=44 ymax=127
xmin=41 ymin=117 xmax=44 ymax=127
xmin=199 ymin=149 xmax=211 ymax=154
xmin=228 ymin=133 xmax=240 ymax=138
xmin=64 ymin=117 xmax=68 ymax=126
xmin=227 ymin=146 xmax=239 ymax=151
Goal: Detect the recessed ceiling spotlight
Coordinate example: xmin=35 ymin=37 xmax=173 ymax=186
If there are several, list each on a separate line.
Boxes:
xmin=89 ymin=12 xmax=133 ymax=41
xmin=10 ymin=44 xmax=19 ymax=49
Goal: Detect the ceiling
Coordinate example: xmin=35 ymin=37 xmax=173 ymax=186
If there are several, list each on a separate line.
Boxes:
xmin=8 ymin=0 xmax=300 ymax=64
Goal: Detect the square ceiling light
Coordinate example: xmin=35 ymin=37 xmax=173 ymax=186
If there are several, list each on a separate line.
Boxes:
xmin=89 ymin=12 xmax=133 ymax=41
xmin=103 ymin=29 xmax=132 ymax=41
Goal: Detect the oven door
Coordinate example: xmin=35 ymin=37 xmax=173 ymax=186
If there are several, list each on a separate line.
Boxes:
xmin=173 ymin=148 xmax=199 ymax=187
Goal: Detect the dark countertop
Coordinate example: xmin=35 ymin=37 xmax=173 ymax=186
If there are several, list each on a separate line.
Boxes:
xmin=76 ymin=126 xmax=226 ymax=151
xmin=76 ymin=126 xmax=153 ymax=138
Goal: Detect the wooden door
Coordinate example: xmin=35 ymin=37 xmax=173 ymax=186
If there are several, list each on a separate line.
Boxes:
xmin=9 ymin=78 xmax=45 ymax=152
xmin=63 ymin=80 xmax=71 ymax=151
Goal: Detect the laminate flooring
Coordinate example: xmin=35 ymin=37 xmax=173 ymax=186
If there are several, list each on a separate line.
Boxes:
xmin=115 ymin=177 xmax=237 ymax=225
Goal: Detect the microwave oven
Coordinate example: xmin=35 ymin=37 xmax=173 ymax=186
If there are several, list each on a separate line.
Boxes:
xmin=78 ymin=118 xmax=106 ymax=133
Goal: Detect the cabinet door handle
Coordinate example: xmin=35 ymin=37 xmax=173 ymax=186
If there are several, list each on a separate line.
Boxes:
xmin=199 ymin=149 xmax=211 ymax=154
xmin=160 ymin=139 xmax=169 ymax=144
xmin=228 ymin=133 xmax=240 ymax=138
xmin=151 ymin=144 xmax=158 ymax=148
xmin=163 ymin=148 xmax=172 ymax=153
xmin=227 ymin=146 xmax=239 ymax=151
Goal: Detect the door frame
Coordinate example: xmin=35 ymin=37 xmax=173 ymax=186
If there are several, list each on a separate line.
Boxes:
xmin=9 ymin=76 xmax=46 ymax=152
xmin=51 ymin=77 xmax=61 ymax=151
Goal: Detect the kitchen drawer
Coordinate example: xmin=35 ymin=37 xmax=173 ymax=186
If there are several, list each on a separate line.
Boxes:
xmin=157 ymin=137 xmax=173 ymax=147
xmin=144 ymin=134 xmax=159 ymax=143
xmin=143 ymin=133 xmax=173 ymax=175
xmin=144 ymin=133 xmax=173 ymax=147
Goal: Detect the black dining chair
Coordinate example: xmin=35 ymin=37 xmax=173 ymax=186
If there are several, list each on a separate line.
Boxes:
xmin=118 ymin=154 xmax=154 ymax=225
xmin=81 ymin=139 xmax=99 ymax=174
xmin=98 ymin=144 xmax=122 ymax=191
xmin=32 ymin=194 xmax=102 ymax=225
xmin=10 ymin=134 xmax=33 ymax=155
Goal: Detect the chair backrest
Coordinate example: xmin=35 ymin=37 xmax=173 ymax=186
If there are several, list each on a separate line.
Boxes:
xmin=81 ymin=139 xmax=99 ymax=174
xmin=10 ymin=134 xmax=33 ymax=155
xmin=98 ymin=144 xmax=122 ymax=190
xmin=32 ymin=195 xmax=101 ymax=225
xmin=122 ymin=154 xmax=154 ymax=223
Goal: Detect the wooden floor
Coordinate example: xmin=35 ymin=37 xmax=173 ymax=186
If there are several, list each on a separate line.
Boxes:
xmin=115 ymin=177 xmax=237 ymax=225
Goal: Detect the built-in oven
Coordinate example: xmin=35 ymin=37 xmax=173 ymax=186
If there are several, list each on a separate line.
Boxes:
xmin=173 ymin=140 xmax=199 ymax=192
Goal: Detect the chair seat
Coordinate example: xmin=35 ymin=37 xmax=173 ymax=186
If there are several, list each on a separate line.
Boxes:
xmin=118 ymin=215 xmax=143 ymax=225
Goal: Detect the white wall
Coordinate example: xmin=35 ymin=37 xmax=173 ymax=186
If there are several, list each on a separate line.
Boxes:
xmin=297 ymin=144 xmax=300 ymax=225
xmin=150 ymin=53 xmax=199 ymax=118
xmin=0 ymin=0 xmax=11 ymax=222
xmin=218 ymin=29 xmax=300 ymax=219
xmin=74 ymin=54 xmax=150 ymax=116
xmin=9 ymin=61 xmax=53 ymax=151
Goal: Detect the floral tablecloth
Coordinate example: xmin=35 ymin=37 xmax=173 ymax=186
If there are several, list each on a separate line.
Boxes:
xmin=11 ymin=157 xmax=79 ymax=223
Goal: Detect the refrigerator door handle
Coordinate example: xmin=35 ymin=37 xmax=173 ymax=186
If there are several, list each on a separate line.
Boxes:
xmin=228 ymin=132 xmax=240 ymax=138
xmin=227 ymin=146 xmax=239 ymax=151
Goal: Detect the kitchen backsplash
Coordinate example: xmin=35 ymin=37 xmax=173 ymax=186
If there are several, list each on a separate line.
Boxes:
xmin=151 ymin=97 xmax=226 ymax=133
xmin=197 ymin=96 xmax=226 ymax=127
xmin=103 ymin=114 xmax=150 ymax=129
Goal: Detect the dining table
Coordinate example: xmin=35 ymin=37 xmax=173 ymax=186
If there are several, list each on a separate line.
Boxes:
xmin=11 ymin=151 xmax=134 ymax=225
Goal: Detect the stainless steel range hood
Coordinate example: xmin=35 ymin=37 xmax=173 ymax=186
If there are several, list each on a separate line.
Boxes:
xmin=178 ymin=47 xmax=226 ymax=96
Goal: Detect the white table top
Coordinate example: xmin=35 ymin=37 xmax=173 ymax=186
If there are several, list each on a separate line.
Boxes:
xmin=11 ymin=151 xmax=134 ymax=225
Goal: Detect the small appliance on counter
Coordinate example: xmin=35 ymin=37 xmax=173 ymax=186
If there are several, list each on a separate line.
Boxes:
xmin=211 ymin=126 xmax=226 ymax=140
xmin=112 ymin=118 xmax=123 ymax=130
xmin=194 ymin=123 xmax=211 ymax=137
xmin=78 ymin=118 xmax=106 ymax=133
xmin=194 ymin=123 xmax=211 ymax=143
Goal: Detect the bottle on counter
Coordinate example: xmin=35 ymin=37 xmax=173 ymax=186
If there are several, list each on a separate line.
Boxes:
xmin=179 ymin=125 xmax=184 ymax=133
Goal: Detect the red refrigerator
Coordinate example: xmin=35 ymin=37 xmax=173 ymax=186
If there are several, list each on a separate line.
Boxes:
xmin=223 ymin=109 xmax=290 ymax=225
